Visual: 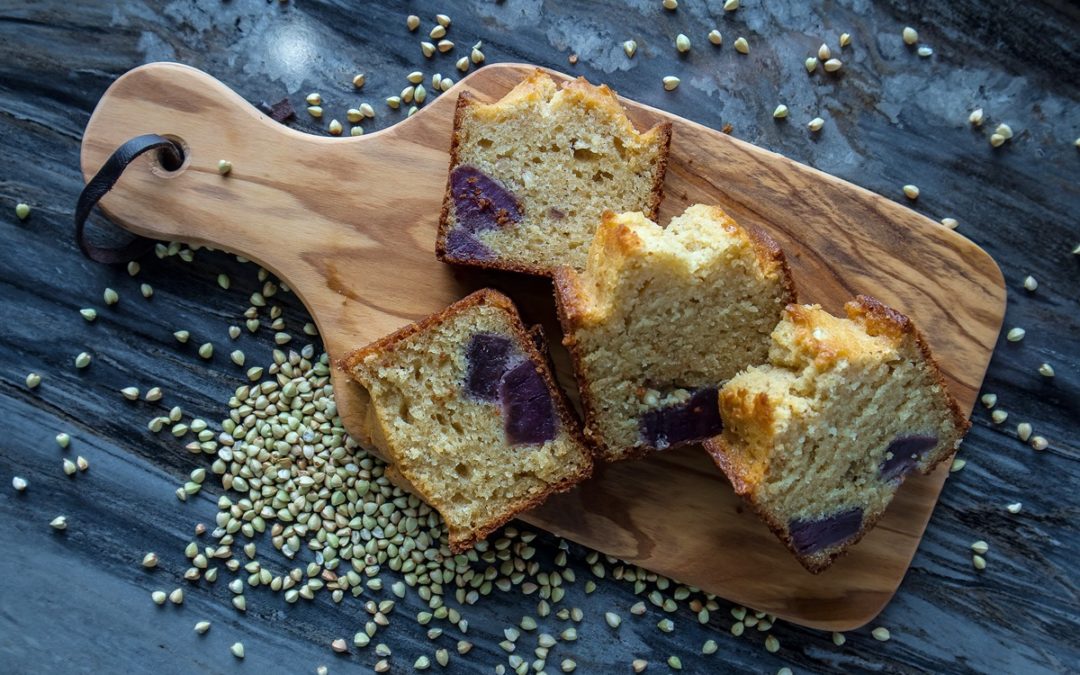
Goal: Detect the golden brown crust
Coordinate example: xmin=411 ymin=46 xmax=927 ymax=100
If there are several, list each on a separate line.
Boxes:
xmin=551 ymin=266 xmax=609 ymax=458
xmin=781 ymin=303 xmax=815 ymax=326
xmin=434 ymin=91 xmax=474 ymax=265
xmin=560 ymin=76 xmax=619 ymax=109
xmin=714 ymin=386 xmax=772 ymax=487
xmin=337 ymin=288 xmax=593 ymax=553
xmin=382 ymin=463 xmax=416 ymax=495
xmin=525 ymin=324 xmax=587 ymax=431
xmin=847 ymin=294 xmax=910 ymax=339
xmin=701 ymin=436 xmax=751 ymax=495
xmin=718 ymin=385 xmax=775 ymax=431
xmin=782 ymin=303 xmax=848 ymax=367
xmin=434 ymin=70 xmax=673 ymax=278
xmin=603 ymin=211 xmax=642 ymax=253
xmin=643 ymin=122 xmax=673 ymax=222
xmin=849 ymin=295 xmax=971 ymax=449
xmin=743 ymin=223 xmax=799 ymax=306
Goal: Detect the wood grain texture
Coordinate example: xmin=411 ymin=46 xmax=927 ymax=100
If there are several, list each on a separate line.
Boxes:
xmin=3 ymin=1 xmax=1077 ymax=673
xmin=79 ymin=61 xmax=1004 ymax=630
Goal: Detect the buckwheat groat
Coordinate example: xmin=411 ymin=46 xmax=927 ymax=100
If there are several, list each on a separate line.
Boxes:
xmin=341 ymin=289 xmax=593 ymax=552
xmin=436 ymin=69 xmax=672 ymax=275
xmin=554 ymin=204 xmax=797 ymax=462
xmin=704 ymin=296 xmax=970 ymax=572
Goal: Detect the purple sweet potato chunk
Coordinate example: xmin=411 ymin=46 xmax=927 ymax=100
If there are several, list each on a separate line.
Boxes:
xmin=450 ymin=165 xmax=523 ymax=233
xmin=444 ymin=228 xmax=494 ymax=261
xmin=639 ymin=387 xmax=723 ymax=450
xmin=464 ymin=333 xmax=514 ymax=401
xmin=879 ymin=434 xmax=938 ymax=482
xmin=499 ymin=360 xmax=557 ymax=445
xmin=789 ymin=508 xmax=864 ymax=556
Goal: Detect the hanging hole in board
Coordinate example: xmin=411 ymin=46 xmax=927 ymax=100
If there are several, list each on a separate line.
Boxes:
xmin=150 ymin=134 xmax=189 ymax=177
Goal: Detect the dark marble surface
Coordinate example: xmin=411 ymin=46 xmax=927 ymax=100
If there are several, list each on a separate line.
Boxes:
xmin=1 ymin=1 xmax=1078 ymax=673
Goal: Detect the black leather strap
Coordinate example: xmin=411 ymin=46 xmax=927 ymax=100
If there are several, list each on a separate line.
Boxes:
xmin=75 ymin=134 xmax=184 ymax=264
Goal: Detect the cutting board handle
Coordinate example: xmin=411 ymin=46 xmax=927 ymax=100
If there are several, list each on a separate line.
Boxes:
xmin=79 ymin=62 xmax=457 ymax=277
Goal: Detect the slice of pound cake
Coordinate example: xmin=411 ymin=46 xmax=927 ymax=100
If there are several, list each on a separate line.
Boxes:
xmin=703 ymin=296 xmax=970 ymax=572
xmin=554 ymin=204 xmax=797 ymax=462
xmin=341 ymin=289 xmax=592 ymax=552
xmin=436 ymin=69 xmax=672 ymax=275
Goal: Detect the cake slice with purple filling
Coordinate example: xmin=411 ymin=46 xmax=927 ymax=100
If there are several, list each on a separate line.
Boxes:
xmin=554 ymin=204 xmax=797 ymax=462
xmin=704 ymin=296 xmax=970 ymax=573
xmin=340 ymin=289 xmax=592 ymax=552
xmin=436 ymin=70 xmax=671 ymax=276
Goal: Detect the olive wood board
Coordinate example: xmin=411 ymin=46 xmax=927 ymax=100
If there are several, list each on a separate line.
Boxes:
xmin=79 ymin=61 xmax=1006 ymax=630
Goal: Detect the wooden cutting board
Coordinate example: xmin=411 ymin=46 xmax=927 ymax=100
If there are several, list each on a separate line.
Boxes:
xmin=80 ymin=61 xmax=1005 ymax=631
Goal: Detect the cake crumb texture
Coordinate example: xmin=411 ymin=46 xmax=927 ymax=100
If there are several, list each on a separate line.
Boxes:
xmin=341 ymin=289 xmax=592 ymax=551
